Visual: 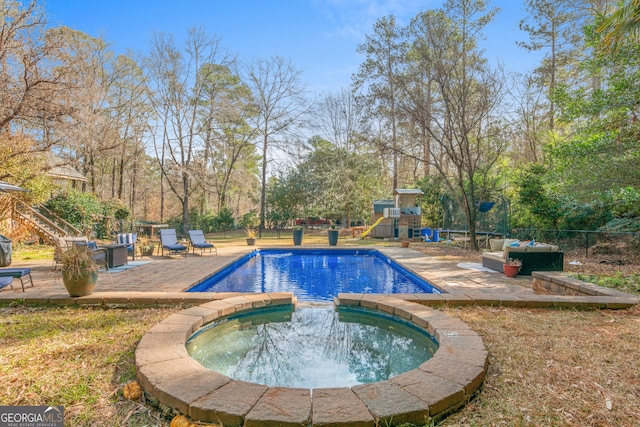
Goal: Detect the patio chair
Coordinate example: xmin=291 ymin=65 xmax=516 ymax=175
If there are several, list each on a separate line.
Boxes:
xmin=70 ymin=239 xmax=109 ymax=271
xmin=159 ymin=229 xmax=187 ymax=257
xmin=0 ymin=268 xmax=34 ymax=291
xmin=53 ymin=237 xmax=108 ymax=271
xmin=188 ymin=230 xmax=217 ymax=256
xmin=116 ymin=233 xmax=137 ymax=261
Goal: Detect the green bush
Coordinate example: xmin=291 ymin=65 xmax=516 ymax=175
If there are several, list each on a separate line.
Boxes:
xmin=238 ymin=211 xmax=260 ymax=230
xmin=44 ymin=190 xmax=130 ymax=239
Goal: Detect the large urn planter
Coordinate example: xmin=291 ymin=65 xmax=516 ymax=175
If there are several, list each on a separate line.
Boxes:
xmin=59 ymin=244 xmax=100 ymax=297
xmin=139 ymin=246 xmax=155 ymax=257
xmin=62 ymin=269 xmax=98 ymax=297
xmin=245 ymin=228 xmax=257 ymax=246
xmin=328 ymin=229 xmax=339 ymax=246
xmin=292 ymin=228 xmax=304 ymax=246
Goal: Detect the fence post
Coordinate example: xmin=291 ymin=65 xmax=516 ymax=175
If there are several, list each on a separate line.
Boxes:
xmin=585 ymin=231 xmax=589 ymax=258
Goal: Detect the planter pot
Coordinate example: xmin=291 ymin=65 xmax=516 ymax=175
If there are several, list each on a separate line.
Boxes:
xmin=401 ymin=241 xmax=410 ymax=248
xmin=246 ymin=238 xmax=256 ymax=246
xmin=140 ymin=247 xmax=155 ymax=257
xmin=293 ymin=229 xmax=304 ymax=246
xmin=503 ymin=264 xmax=520 ymax=277
xmin=328 ymin=230 xmax=339 ymax=246
xmin=62 ymin=269 xmax=98 ymax=297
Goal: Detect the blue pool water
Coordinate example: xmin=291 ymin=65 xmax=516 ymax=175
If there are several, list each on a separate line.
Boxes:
xmin=188 ymin=249 xmax=442 ymax=302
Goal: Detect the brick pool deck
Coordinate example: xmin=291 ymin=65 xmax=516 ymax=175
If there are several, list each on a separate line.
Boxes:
xmin=1 ymin=244 xmax=637 ymax=426
xmin=1 ymin=245 xmax=637 ymax=309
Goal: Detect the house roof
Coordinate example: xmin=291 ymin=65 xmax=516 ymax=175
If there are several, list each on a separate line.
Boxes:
xmin=394 ymin=189 xmax=424 ymax=195
xmin=46 ymin=153 xmax=87 ymax=182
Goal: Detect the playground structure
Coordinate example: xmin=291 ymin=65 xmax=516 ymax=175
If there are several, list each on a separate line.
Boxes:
xmin=363 ymin=189 xmax=424 ymax=239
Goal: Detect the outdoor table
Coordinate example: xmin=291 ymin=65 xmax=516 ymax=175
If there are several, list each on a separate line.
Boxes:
xmin=101 ymin=243 xmax=129 ymax=268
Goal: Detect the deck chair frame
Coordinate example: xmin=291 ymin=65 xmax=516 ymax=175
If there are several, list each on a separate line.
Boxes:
xmin=159 ymin=229 xmax=188 ymax=257
xmin=188 ymin=230 xmax=217 ymax=256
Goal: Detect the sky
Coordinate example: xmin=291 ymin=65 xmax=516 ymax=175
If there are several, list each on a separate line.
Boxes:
xmin=44 ymin=0 xmax=543 ymax=96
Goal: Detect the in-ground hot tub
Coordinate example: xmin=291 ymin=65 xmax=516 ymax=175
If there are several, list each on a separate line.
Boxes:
xmin=186 ymin=303 xmax=440 ymax=389
xmin=136 ymin=293 xmax=487 ymax=426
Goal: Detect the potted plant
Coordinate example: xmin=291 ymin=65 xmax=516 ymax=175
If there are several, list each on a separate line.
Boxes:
xmin=138 ymin=236 xmax=156 ymax=257
xmin=292 ymin=226 xmax=304 ymax=246
xmin=245 ymin=228 xmax=257 ymax=246
xmin=60 ymin=245 xmax=100 ymax=297
xmin=503 ymin=258 xmax=522 ymax=277
xmin=401 ymin=240 xmax=410 ymax=248
xmin=328 ymin=224 xmax=339 ymax=246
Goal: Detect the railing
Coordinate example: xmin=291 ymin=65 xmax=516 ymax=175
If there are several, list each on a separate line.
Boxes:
xmin=13 ymin=200 xmax=81 ymax=244
xmin=511 ymin=228 xmax=640 ymax=258
xmin=31 ymin=203 xmax=81 ymax=236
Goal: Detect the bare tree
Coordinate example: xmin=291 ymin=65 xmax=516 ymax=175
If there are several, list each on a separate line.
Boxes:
xmin=47 ymin=26 xmax=122 ymax=193
xmin=406 ymin=0 xmax=508 ymax=250
xmin=145 ymin=27 xmax=232 ymax=232
xmin=193 ymin=63 xmax=259 ymax=212
xmin=244 ymin=56 xmax=308 ymax=235
xmin=0 ymin=0 xmax=71 ymax=179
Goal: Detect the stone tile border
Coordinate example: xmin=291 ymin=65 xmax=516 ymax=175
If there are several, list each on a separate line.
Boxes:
xmin=136 ymin=292 xmax=488 ymax=426
xmin=533 ymin=271 xmax=637 ymax=299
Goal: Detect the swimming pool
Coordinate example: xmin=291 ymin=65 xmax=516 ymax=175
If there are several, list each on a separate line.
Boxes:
xmin=188 ymin=248 xmax=442 ymax=301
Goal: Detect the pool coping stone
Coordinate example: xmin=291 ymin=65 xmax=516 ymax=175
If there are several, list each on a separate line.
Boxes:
xmin=136 ymin=293 xmax=488 ymax=426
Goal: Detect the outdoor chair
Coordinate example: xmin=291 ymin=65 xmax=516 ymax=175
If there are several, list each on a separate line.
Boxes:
xmin=71 ymin=240 xmax=109 ymax=271
xmin=420 ymin=228 xmax=433 ymax=242
xmin=188 ymin=230 xmax=217 ymax=256
xmin=116 ymin=233 xmax=137 ymax=261
xmin=53 ymin=237 xmax=108 ymax=271
xmin=159 ymin=229 xmax=188 ymax=257
xmin=0 ymin=276 xmax=13 ymax=290
xmin=0 ymin=268 xmax=34 ymax=291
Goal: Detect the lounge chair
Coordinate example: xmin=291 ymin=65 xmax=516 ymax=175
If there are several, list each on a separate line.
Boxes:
xmin=116 ymin=233 xmax=137 ymax=261
xmin=159 ymin=229 xmax=188 ymax=257
xmin=188 ymin=230 xmax=217 ymax=255
xmin=0 ymin=268 xmax=34 ymax=291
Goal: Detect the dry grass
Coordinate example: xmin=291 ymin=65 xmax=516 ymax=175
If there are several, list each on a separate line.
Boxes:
xmin=0 ymin=305 xmax=181 ymax=426
xmin=441 ymin=305 xmax=640 ymax=427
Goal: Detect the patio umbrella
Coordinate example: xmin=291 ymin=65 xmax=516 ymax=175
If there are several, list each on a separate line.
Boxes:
xmin=0 ymin=181 xmax=27 ymax=192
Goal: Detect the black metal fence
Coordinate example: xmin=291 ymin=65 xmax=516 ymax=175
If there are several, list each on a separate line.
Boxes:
xmin=511 ymin=229 xmax=640 ymax=258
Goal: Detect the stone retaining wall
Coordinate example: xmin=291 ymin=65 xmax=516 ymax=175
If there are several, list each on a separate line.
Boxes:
xmin=532 ymin=272 xmax=636 ymax=299
xmin=135 ymin=292 xmax=488 ymax=426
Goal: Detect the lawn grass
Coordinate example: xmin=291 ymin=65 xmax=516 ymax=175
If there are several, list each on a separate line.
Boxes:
xmin=11 ymin=244 xmax=54 ymax=262
xmin=570 ymin=272 xmax=640 ymax=295
xmin=0 ymin=305 xmax=180 ymax=426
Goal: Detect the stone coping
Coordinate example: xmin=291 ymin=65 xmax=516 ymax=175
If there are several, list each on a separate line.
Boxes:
xmin=135 ymin=293 xmax=488 ymax=426
xmin=533 ymin=271 xmax=639 ymax=300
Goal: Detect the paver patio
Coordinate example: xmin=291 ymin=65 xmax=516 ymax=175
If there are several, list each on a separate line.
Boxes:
xmin=0 ymin=244 xmax=636 ymax=308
